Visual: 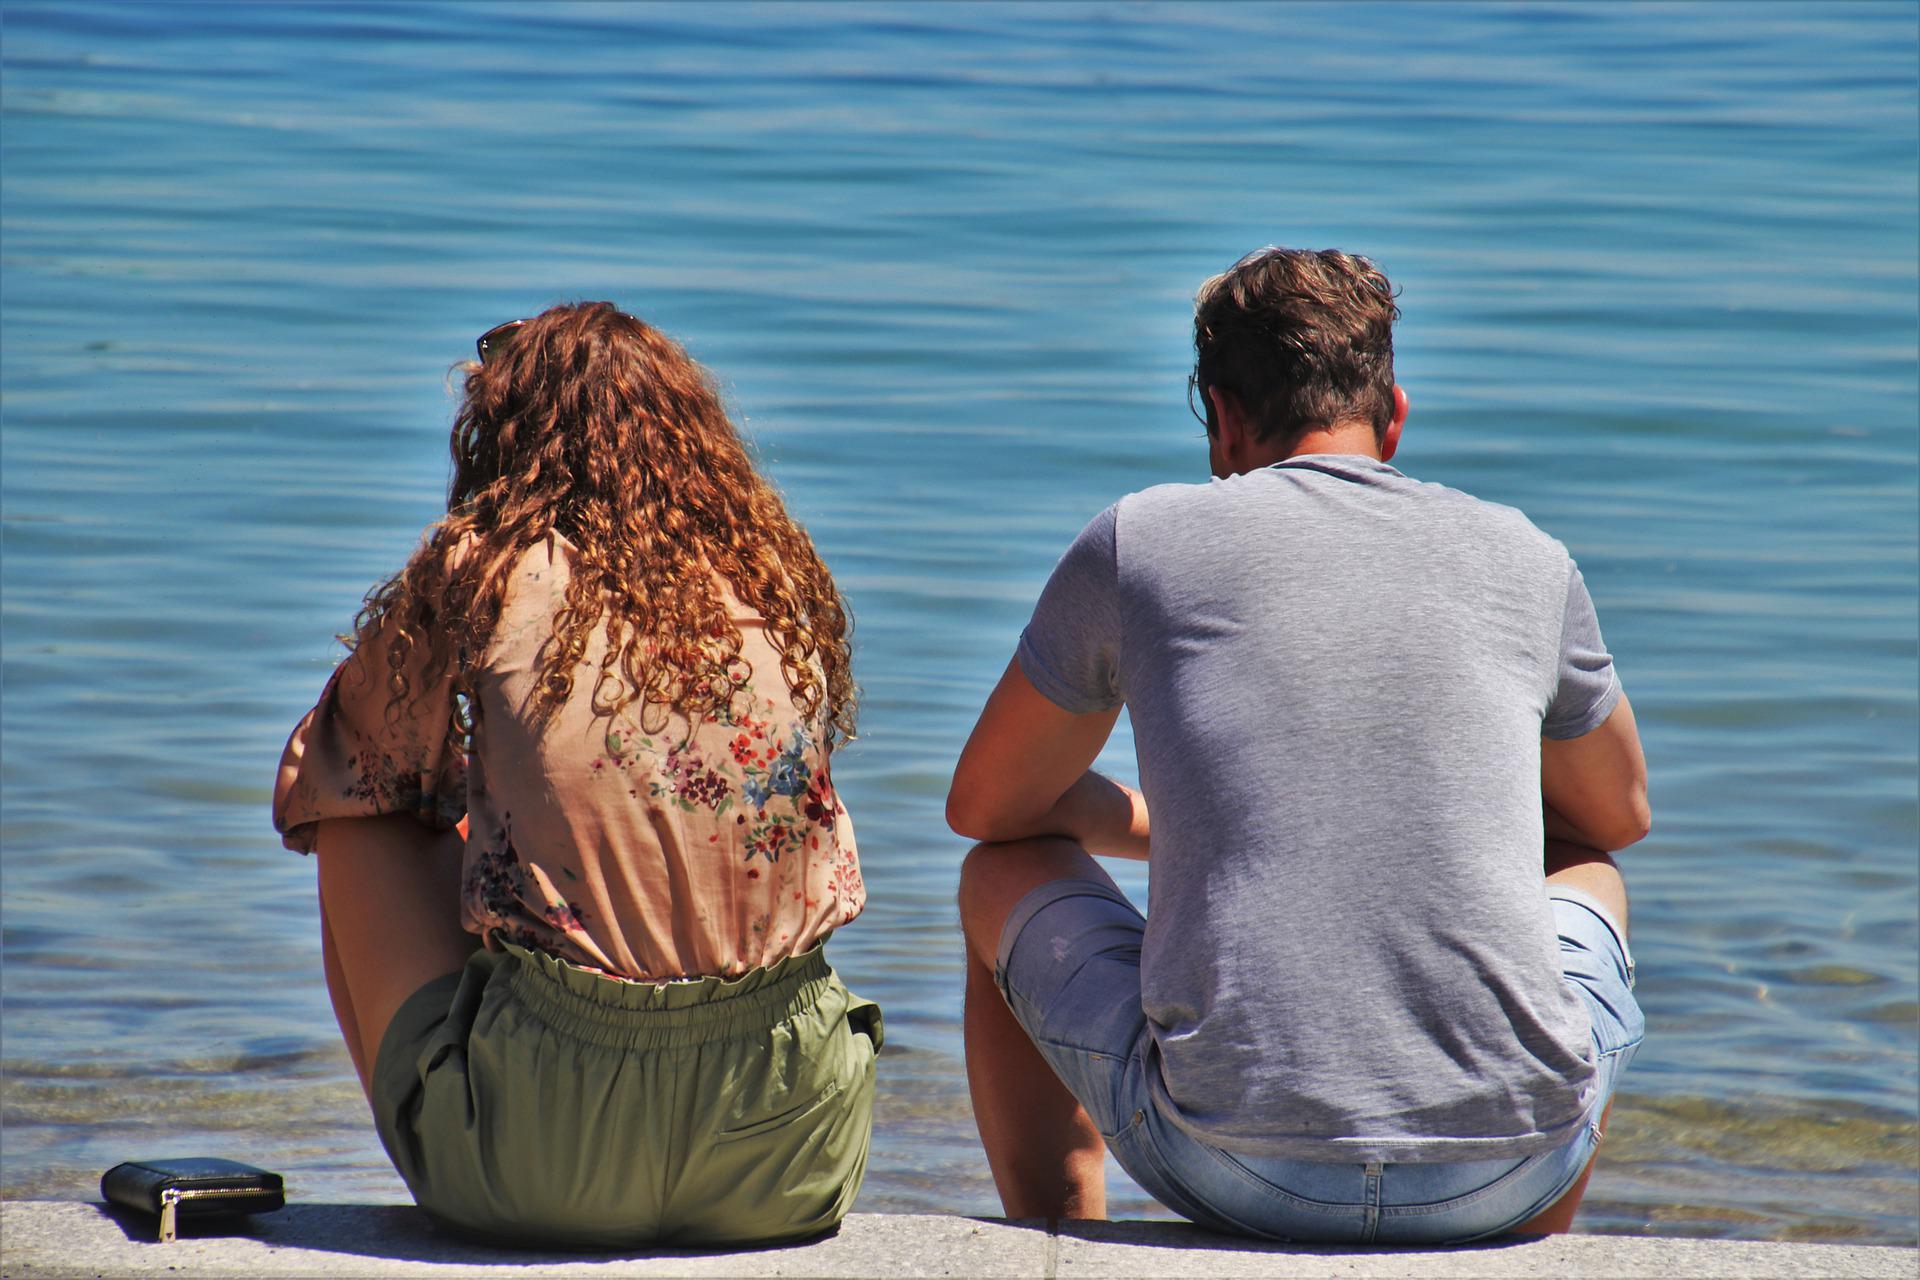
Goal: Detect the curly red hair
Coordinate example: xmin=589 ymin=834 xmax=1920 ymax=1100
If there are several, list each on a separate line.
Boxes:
xmin=352 ymin=301 xmax=855 ymax=749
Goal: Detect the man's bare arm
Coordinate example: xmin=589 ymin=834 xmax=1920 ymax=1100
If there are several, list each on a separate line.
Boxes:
xmin=947 ymin=657 xmax=1149 ymax=859
xmin=1541 ymin=694 xmax=1650 ymax=852
xmin=1543 ymin=802 xmax=1595 ymax=846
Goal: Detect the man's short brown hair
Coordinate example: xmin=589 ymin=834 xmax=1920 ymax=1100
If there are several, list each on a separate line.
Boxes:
xmin=1193 ymin=248 xmax=1400 ymax=448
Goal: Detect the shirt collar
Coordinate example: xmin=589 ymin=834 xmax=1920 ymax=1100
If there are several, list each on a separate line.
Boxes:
xmin=1268 ymin=453 xmax=1405 ymax=481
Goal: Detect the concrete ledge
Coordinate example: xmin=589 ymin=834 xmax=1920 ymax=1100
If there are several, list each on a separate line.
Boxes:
xmin=2 ymin=1201 xmax=1913 ymax=1278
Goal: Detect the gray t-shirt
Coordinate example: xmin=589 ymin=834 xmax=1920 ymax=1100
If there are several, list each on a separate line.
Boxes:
xmin=1017 ymin=454 xmax=1621 ymax=1162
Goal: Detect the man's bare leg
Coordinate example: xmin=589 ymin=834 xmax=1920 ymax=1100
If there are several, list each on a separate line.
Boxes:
xmin=958 ymin=838 xmax=1112 ymax=1222
xmin=1514 ymin=841 xmax=1628 ymax=1235
xmin=1543 ymin=839 xmax=1628 ymax=935
xmin=1513 ymin=1100 xmax=1615 ymax=1236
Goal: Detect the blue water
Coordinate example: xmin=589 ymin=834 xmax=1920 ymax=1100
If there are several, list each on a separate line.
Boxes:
xmin=3 ymin=0 xmax=1915 ymax=1244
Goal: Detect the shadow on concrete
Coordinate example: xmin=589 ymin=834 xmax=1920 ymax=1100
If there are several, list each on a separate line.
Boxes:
xmin=1053 ymin=1216 xmax=1536 ymax=1256
xmin=97 ymin=1199 xmax=281 ymax=1245
xmin=90 ymin=1200 xmax=849 ymax=1267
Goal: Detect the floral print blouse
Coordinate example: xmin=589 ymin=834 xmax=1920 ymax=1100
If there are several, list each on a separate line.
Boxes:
xmin=273 ymin=536 xmax=865 ymax=980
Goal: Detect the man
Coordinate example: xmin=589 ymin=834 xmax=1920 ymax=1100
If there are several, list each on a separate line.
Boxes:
xmin=947 ymin=248 xmax=1648 ymax=1243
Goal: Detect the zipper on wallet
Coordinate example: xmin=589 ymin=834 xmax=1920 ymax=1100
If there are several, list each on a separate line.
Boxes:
xmin=157 ymin=1185 xmax=267 ymax=1243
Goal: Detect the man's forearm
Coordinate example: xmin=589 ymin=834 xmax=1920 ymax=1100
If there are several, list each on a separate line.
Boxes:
xmin=1544 ymin=801 xmax=1607 ymax=852
xmin=1028 ymin=771 xmax=1151 ymax=860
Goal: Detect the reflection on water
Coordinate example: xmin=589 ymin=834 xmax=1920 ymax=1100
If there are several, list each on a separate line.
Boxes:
xmin=2 ymin=0 xmax=1915 ymax=1245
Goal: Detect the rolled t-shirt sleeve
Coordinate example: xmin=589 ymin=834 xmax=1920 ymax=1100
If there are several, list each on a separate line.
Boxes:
xmin=272 ymin=617 xmax=468 ymax=854
xmin=1543 ymin=559 xmax=1622 ymax=740
xmin=1016 ymin=503 xmax=1125 ymax=714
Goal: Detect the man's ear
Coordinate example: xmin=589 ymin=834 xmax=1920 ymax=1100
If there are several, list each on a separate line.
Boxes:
xmin=1208 ymin=385 xmax=1253 ymax=470
xmin=1380 ymin=384 xmax=1409 ymax=462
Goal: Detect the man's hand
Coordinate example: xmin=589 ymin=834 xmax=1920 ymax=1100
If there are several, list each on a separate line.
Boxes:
xmin=947 ymin=658 xmax=1149 ymax=859
xmin=1541 ymin=694 xmax=1650 ymax=852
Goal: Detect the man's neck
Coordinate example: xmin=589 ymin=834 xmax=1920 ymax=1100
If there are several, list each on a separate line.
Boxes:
xmin=1234 ymin=421 xmax=1383 ymax=474
xmin=1283 ymin=420 xmax=1383 ymax=462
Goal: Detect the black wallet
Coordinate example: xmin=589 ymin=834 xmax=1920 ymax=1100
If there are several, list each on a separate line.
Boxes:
xmin=100 ymin=1157 xmax=285 ymax=1243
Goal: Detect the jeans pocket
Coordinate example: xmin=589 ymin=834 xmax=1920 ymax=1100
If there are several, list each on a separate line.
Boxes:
xmin=1108 ymin=1114 xmax=1213 ymax=1226
xmin=1202 ymin=1147 xmax=1356 ymax=1213
xmin=1109 ymin=1113 xmax=1290 ymax=1240
xmin=1413 ymin=1142 xmax=1594 ymax=1245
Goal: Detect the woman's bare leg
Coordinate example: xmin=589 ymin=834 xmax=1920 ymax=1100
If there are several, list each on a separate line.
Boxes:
xmin=315 ymin=814 xmax=474 ymax=1099
xmin=319 ymin=897 xmax=369 ymax=1088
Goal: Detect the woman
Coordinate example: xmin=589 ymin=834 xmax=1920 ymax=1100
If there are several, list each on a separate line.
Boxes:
xmin=274 ymin=303 xmax=878 ymax=1248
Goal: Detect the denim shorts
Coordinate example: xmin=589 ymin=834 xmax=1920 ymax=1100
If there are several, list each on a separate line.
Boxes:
xmin=994 ymin=880 xmax=1643 ymax=1244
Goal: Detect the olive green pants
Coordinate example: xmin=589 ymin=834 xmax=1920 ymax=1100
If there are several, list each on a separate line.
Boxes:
xmin=372 ymin=939 xmax=881 ymax=1248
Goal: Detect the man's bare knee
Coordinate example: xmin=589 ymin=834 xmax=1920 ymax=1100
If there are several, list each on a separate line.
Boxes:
xmin=958 ymin=838 xmax=1110 ymax=966
xmin=958 ymin=840 xmax=1050 ymax=945
xmin=1544 ymin=841 xmax=1629 ymax=936
xmin=1544 ymin=841 xmax=1617 ymax=877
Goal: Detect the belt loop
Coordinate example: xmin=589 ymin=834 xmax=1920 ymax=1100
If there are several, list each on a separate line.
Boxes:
xmin=1362 ymin=1161 xmax=1383 ymax=1242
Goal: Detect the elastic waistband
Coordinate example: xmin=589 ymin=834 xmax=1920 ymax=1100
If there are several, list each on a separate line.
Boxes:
xmin=499 ymin=939 xmax=838 ymax=1050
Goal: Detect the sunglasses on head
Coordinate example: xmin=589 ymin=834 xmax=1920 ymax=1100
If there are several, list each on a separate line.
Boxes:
xmin=476 ymin=319 xmax=529 ymax=364
xmin=476 ymin=310 xmax=645 ymax=364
